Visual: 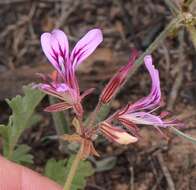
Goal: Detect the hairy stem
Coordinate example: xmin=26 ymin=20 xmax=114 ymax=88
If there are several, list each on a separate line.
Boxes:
xmin=63 ymin=146 xmax=82 ymax=190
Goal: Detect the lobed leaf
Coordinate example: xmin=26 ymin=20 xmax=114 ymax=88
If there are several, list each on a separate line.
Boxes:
xmin=0 ymin=85 xmax=45 ymax=162
xmin=44 ymin=159 xmax=66 ymax=185
xmin=12 ymin=144 xmax=33 ymax=164
xmin=44 ymin=156 xmax=94 ymax=189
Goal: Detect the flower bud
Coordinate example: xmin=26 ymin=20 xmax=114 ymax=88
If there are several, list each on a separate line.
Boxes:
xmin=99 ymin=122 xmax=138 ymax=144
xmin=100 ymin=50 xmax=138 ymax=104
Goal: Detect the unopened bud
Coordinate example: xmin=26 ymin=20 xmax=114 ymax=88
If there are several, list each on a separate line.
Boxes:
xmin=99 ymin=122 xmax=138 ymax=144
xmin=100 ymin=50 xmax=138 ymax=104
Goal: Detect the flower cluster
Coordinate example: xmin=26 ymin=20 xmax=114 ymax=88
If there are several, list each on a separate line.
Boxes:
xmin=35 ymin=28 xmax=183 ymax=159
xmin=99 ymin=55 xmax=183 ymax=143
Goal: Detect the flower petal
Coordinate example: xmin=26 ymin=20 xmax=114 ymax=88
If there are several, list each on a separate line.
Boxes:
xmin=144 ymin=55 xmax=161 ymax=107
xmin=125 ymin=55 xmax=161 ymax=113
xmin=70 ymin=29 xmax=103 ymax=69
xmin=99 ymin=122 xmax=138 ymax=145
xmin=41 ymin=29 xmax=69 ymax=74
xmin=36 ymin=83 xmax=65 ymax=100
xmin=55 ymin=83 xmax=70 ymax=92
xmin=44 ymin=102 xmax=72 ymax=112
xmin=119 ymin=112 xmax=163 ymax=126
xmin=162 ymin=119 xmax=185 ymax=128
xmin=51 ymin=29 xmax=69 ymax=59
xmin=41 ymin=33 xmax=56 ymax=65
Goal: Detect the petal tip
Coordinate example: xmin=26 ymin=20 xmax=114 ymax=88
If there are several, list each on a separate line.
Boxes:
xmin=88 ymin=28 xmax=103 ymax=42
xmin=144 ymin=55 xmax=152 ymax=65
xmin=40 ymin=32 xmax=51 ymax=43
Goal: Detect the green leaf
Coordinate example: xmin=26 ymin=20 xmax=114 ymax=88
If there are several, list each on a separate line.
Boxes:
xmin=6 ymin=86 xmax=44 ymax=134
xmin=44 ymin=159 xmax=66 ymax=185
xmin=1 ymin=85 xmax=45 ymax=160
xmin=0 ymin=125 xmax=10 ymax=156
xmin=12 ymin=144 xmax=33 ymax=164
xmin=28 ymin=114 xmax=43 ymax=128
xmin=65 ymin=156 xmax=94 ymax=190
xmin=0 ymin=124 xmax=9 ymax=140
xmin=44 ymin=156 xmax=94 ymax=189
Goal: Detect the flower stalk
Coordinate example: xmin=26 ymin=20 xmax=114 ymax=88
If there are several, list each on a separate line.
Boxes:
xmin=63 ymin=146 xmax=83 ymax=190
xmin=126 ymin=16 xmax=183 ymax=82
xmin=170 ymin=127 xmax=196 ymax=144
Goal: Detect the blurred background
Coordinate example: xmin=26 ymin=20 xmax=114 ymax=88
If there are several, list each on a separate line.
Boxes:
xmin=0 ymin=0 xmax=196 ymax=189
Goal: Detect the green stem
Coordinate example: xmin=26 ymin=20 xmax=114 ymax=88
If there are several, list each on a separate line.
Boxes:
xmin=187 ymin=25 xmax=196 ymax=50
xmin=170 ymin=127 xmax=196 ymax=144
xmin=184 ymin=0 xmax=195 ymax=6
xmin=63 ymin=146 xmax=82 ymax=190
xmin=126 ymin=16 xmax=182 ymax=82
xmin=164 ymin=0 xmax=180 ymax=15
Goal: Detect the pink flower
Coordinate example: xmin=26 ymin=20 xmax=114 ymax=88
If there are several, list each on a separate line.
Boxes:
xmin=100 ymin=50 xmax=138 ymax=104
xmin=36 ymin=29 xmax=103 ymax=116
xmin=114 ymin=55 xmax=183 ymax=131
xmin=98 ymin=55 xmax=184 ymax=141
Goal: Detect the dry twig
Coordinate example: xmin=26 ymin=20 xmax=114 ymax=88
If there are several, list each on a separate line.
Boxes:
xmin=151 ymin=174 xmax=164 ymax=190
xmin=0 ymin=3 xmax=36 ymax=39
xmin=55 ymin=0 xmax=80 ymax=28
xmin=0 ymin=0 xmax=28 ymax=4
xmin=157 ymin=153 xmax=176 ymax=190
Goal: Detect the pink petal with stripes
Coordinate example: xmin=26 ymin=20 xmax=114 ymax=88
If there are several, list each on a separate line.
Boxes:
xmin=70 ymin=29 xmax=103 ymax=69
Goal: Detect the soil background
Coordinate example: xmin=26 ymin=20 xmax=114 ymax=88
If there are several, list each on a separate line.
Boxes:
xmin=0 ymin=0 xmax=196 ymax=190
